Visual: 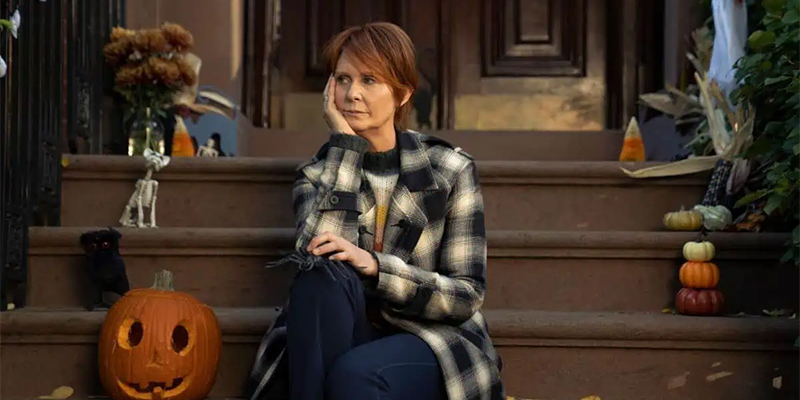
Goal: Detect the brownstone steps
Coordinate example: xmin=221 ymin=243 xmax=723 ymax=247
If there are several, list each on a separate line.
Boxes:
xmin=245 ymin=129 xmax=629 ymax=161
xmin=60 ymin=155 xmax=709 ymax=231
xmin=2 ymin=307 xmax=797 ymax=400
xmin=27 ymin=227 xmax=797 ymax=314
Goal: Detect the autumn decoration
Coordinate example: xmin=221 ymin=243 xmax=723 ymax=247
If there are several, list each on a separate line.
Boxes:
xmin=662 ymin=204 xmax=733 ymax=232
xmin=679 ymin=260 xmax=720 ymax=289
xmin=103 ymin=23 xmax=197 ymax=156
xmin=693 ymin=204 xmax=733 ymax=231
xmin=618 ymin=117 xmax=645 ymax=162
xmin=675 ymin=239 xmax=724 ymax=316
xmin=98 ymin=270 xmax=222 ymax=400
xmin=682 ymin=240 xmax=716 ymax=262
xmin=104 ymin=23 xmax=197 ymax=112
xmin=170 ymin=117 xmax=196 ymax=157
xmin=663 ymin=208 xmax=703 ymax=231
xmin=675 ymin=287 xmax=725 ymax=316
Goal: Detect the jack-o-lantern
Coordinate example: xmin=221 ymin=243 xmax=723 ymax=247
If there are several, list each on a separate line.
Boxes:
xmin=98 ymin=270 xmax=222 ymax=400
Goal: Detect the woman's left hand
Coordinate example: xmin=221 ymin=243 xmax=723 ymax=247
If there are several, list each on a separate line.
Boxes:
xmin=307 ymin=232 xmax=378 ymax=277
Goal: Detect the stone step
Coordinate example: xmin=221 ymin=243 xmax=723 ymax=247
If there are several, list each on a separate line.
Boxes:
xmin=27 ymin=227 xmax=797 ymax=314
xmin=60 ymin=155 xmax=709 ymax=231
xmin=244 ymin=129 xmax=628 ymax=161
xmin=1 ymin=308 xmax=797 ymax=400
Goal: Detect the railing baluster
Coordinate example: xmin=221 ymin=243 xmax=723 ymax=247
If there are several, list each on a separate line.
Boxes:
xmin=1 ymin=0 xmax=125 ymax=310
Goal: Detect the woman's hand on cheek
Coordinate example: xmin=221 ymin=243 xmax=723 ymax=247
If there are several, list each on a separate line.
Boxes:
xmin=323 ymin=75 xmax=356 ymax=136
xmin=307 ymin=232 xmax=378 ymax=277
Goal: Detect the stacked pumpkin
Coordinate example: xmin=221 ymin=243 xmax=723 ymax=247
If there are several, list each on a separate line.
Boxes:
xmin=675 ymin=240 xmax=724 ymax=316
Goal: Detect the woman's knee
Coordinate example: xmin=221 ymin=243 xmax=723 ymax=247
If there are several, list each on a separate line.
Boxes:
xmin=324 ymin=350 xmax=379 ymax=400
xmin=289 ymin=263 xmax=353 ymax=296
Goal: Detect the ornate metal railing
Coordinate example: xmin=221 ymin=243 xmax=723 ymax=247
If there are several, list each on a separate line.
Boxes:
xmin=65 ymin=0 xmax=126 ymax=154
xmin=1 ymin=0 xmax=124 ymax=311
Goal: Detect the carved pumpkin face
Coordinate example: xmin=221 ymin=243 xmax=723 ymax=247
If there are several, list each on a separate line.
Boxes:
xmin=98 ymin=271 xmax=221 ymax=400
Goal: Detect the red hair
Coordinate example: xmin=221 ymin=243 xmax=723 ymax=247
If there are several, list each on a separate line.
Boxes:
xmin=322 ymin=22 xmax=419 ymax=130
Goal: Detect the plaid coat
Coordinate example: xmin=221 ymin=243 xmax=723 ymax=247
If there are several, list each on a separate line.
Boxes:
xmin=246 ymin=130 xmax=505 ymax=400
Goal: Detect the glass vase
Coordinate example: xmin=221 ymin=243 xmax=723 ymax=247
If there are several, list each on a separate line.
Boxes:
xmin=126 ymin=107 xmax=165 ymax=156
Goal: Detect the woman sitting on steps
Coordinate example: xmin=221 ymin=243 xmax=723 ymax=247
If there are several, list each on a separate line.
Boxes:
xmin=246 ymin=22 xmax=505 ymax=400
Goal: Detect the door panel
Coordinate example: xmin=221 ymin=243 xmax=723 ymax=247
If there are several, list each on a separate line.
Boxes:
xmin=275 ymin=0 xmax=443 ymax=131
xmin=453 ymin=0 xmax=606 ymax=130
xmin=266 ymin=0 xmax=609 ymax=132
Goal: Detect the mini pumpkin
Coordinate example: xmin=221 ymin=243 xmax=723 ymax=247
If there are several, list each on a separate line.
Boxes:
xmin=683 ymin=240 xmax=716 ymax=262
xmin=679 ymin=261 xmax=720 ymax=289
xmin=663 ymin=209 xmax=703 ymax=231
xmin=98 ymin=270 xmax=222 ymax=400
xmin=675 ymin=287 xmax=724 ymax=316
xmin=693 ymin=205 xmax=732 ymax=231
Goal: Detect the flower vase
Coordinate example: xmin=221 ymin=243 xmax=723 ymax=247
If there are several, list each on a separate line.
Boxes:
xmin=126 ymin=107 xmax=165 ymax=156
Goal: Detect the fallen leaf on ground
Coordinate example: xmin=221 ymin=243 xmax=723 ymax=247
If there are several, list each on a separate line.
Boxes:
xmin=38 ymin=386 xmax=74 ymax=399
xmin=773 ymin=376 xmax=783 ymax=389
xmin=762 ymin=309 xmax=793 ymax=317
xmin=706 ymin=371 xmax=733 ymax=381
xmin=580 ymin=396 xmax=602 ymax=400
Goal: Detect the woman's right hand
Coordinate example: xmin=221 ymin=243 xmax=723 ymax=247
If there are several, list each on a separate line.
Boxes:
xmin=323 ymin=75 xmax=356 ymax=135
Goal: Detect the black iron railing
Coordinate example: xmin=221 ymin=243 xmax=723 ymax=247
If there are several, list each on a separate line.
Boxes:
xmin=1 ymin=0 xmax=125 ymax=311
xmin=65 ymin=0 xmax=126 ymax=155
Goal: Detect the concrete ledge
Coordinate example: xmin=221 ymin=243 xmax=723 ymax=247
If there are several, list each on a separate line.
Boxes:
xmin=60 ymin=155 xmax=711 ymax=231
xmin=62 ymin=154 xmax=709 ymax=185
xmin=3 ymin=308 xmax=797 ymax=350
xmin=2 ymin=308 xmax=797 ymax=400
xmin=243 ymin=129 xmax=629 ymax=161
xmin=29 ymin=227 xmax=790 ymax=260
xmin=27 ymin=227 xmax=797 ymax=313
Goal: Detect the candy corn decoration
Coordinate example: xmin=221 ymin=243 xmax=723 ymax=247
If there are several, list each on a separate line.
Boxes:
xmin=618 ymin=116 xmax=645 ymax=162
xmin=171 ymin=116 xmax=196 ymax=157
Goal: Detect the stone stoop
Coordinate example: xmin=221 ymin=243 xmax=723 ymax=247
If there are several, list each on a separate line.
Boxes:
xmin=25 ymin=227 xmax=798 ymax=314
xmin=2 ymin=308 xmax=797 ymax=400
xmin=60 ymin=155 xmax=710 ymax=231
xmin=2 ymin=147 xmax=798 ymax=400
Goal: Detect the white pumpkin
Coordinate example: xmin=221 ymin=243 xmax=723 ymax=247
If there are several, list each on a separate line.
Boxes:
xmin=683 ymin=241 xmax=716 ymax=262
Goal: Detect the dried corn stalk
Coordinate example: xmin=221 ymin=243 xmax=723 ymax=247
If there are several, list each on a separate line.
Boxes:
xmin=622 ymin=69 xmax=754 ymax=178
xmin=637 ymin=27 xmax=712 ymax=135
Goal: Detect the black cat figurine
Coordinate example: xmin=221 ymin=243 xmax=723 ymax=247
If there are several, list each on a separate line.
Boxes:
xmin=79 ymin=227 xmax=130 ymax=311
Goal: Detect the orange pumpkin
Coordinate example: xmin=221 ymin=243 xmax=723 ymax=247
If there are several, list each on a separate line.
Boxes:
xmin=679 ymin=261 xmax=720 ymax=289
xmin=675 ymin=288 xmax=724 ymax=316
xmin=98 ymin=270 xmax=221 ymax=400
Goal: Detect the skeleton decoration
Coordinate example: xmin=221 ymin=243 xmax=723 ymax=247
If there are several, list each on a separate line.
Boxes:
xmin=196 ymin=138 xmax=219 ymax=157
xmin=119 ymin=148 xmax=171 ymax=228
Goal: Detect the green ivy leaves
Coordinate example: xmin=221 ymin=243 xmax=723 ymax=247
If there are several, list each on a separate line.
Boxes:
xmin=732 ymin=0 xmax=800 ymax=265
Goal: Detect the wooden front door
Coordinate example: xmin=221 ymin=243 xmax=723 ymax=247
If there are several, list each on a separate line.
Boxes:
xmin=241 ymin=0 xmax=659 ymax=132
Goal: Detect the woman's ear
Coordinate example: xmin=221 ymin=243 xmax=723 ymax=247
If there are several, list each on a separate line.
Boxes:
xmin=399 ymin=88 xmax=413 ymax=107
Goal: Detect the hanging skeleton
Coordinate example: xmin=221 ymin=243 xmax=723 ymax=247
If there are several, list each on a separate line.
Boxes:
xmin=119 ymin=149 xmax=171 ymax=228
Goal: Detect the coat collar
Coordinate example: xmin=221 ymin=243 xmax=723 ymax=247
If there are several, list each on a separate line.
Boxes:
xmin=397 ymin=130 xmax=439 ymax=192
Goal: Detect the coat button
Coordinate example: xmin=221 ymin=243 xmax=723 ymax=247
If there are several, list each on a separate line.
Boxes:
xmin=330 ymin=195 xmax=339 ymax=205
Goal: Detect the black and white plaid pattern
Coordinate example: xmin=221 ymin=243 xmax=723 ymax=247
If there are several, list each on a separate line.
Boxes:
xmin=247 ymin=130 xmax=504 ymax=400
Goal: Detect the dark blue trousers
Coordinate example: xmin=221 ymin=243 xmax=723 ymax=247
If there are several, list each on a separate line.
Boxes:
xmin=286 ymin=261 xmax=446 ymax=400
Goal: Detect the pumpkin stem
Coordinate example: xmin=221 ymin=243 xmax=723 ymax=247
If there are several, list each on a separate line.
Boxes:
xmin=151 ymin=270 xmax=174 ymax=291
